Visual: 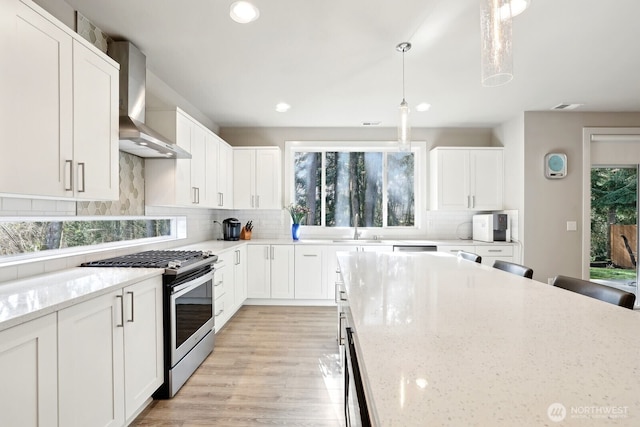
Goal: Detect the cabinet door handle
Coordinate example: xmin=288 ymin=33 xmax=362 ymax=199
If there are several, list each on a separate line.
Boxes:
xmin=77 ymin=162 xmax=86 ymax=193
xmin=256 ymin=195 xmax=260 ymax=208
xmin=487 ymin=249 xmax=503 ymax=253
xmin=127 ymin=291 xmax=134 ymax=322
xmin=338 ymin=313 xmax=346 ymax=345
xmin=334 ymin=283 xmax=345 ymax=303
xmin=270 ymin=246 xmax=275 ymax=260
xmin=115 ymin=295 xmax=124 ymax=327
xmin=218 ymin=192 xmax=222 ymax=207
xmin=215 ymin=308 xmax=224 ymax=317
xmin=471 ymin=195 xmax=475 ymax=208
xmin=65 ymin=160 xmax=73 ymax=191
xmin=251 ymin=195 xmax=254 ymax=208
xmin=303 ymin=254 xmax=318 ymax=257
xmin=264 ymin=246 xmax=269 ymax=260
xmin=196 ymin=187 xmax=200 ymax=204
xmin=235 ymin=250 xmax=240 ymax=265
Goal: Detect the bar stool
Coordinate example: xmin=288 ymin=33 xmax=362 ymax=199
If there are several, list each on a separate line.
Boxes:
xmin=457 ymin=251 xmax=482 ymax=263
xmin=492 ymin=260 xmax=533 ymax=279
xmin=551 ymin=275 xmax=636 ymax=309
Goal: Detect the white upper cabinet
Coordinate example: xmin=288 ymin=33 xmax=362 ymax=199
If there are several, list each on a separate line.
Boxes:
xmin=0 ymin=0 xmax=118 ymax=200
xmin=430 ymin=147 xmax=503 ymax=211
xmin=146 ymin=108 xmax=233 ymax=208
xmin=233 ymin=147 xmax=281 ymax=210
xmin=72 ymin=40 xmax=119 ymax=200
xmin=208 ymin=133 xmax=233 ymax=209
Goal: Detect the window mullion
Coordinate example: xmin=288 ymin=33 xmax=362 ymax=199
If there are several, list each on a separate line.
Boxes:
xmin=382 ymin=152 xmax=389 ymax=227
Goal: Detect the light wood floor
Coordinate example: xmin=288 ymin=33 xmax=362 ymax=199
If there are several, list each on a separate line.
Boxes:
xmin=132 ymin=305 xmax=344 ymax=427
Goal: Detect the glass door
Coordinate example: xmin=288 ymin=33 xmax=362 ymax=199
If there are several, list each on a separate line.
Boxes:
xmin=590 ymin=166 xmax=638 ymax=303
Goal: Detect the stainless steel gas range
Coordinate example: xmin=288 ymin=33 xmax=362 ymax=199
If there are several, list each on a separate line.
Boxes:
xmin=82 ymin=250 xmax=218 ymax=398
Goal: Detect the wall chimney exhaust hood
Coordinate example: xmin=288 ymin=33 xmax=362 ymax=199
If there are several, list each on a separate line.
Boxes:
xmin=108 ymin=41 xmax=191 ymax=159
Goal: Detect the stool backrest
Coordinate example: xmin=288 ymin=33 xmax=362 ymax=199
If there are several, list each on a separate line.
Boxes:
xmin=552 ymin=275 xmax=636 ymax=309
xmin=492 ymin=260 xmax=533 ymax=279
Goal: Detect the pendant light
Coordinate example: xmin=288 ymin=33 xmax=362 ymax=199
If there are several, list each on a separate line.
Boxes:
xmin=480 ymin=0 xmax=513 ymax=87
xmin=396 ymin=42 xmax=411 ymax=152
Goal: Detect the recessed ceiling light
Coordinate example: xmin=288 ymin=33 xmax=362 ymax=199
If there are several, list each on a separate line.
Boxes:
xmin=275 ymin=102 xmax=291 ymax=113
xmin=230 ymin=1 xmax=260 ymax=24
xmin=415 ymin=103 xmax=431 ymax=112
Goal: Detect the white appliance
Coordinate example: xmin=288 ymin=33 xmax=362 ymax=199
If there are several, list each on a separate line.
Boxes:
xmin=473 ymin=214 xmax=509 ymax=243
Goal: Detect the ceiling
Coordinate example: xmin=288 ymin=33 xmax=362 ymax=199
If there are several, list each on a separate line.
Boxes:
xmin=65 ymin=0 xmax=640 ymax=129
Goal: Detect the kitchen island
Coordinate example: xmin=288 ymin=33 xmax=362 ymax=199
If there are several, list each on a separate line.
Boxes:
xmin=337 ymin=251 xmax=640 ymax=426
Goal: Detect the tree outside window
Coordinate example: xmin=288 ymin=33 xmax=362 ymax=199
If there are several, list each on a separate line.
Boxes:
xmin=293 ymin=149 xmax=415 ymax=228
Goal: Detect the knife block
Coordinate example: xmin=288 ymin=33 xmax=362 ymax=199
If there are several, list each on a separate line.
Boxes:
xmin=240 ymin=227 xmax=252 ymax=240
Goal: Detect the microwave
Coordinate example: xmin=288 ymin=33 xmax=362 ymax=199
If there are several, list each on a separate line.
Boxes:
xmin=473 ymin=214 xmax=509 ymax=243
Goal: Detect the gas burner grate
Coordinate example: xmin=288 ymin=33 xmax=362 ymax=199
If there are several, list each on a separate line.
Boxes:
xmin=81 ymin=250 xmax=204 ymax=268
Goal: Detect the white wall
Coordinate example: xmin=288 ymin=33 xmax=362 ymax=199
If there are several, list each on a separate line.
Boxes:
xmin=493 ymin=114 xmax=525 ymax=256
xmin=523 ymin=112 xmax=640 ymax=283
xmin=220 ymin=126 xmax=494 ymax=150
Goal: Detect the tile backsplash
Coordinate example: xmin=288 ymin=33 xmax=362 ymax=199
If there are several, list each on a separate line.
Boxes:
xmin=77 ymin=152 xmax=145 ymax=216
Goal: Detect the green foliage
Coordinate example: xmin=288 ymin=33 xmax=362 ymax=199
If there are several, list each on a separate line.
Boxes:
xmin=293 ymin=149 xmax=414 ymax=228
xmin=0 ymin=219 xmax=172 ymax=257
xmin=590 ymin=267 xmax=637 ymax=280
xmin=590 ymin=167 xmax=638 ymax=262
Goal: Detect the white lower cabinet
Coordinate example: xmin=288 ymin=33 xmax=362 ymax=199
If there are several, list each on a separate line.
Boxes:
xmin=58 ymin=277 xmax=163 ymax=427
xmin=247 ymin=244 xmax=294 ymax=299
xmin=475 ymin=245 xmax=514 ymax=266
xmin=438 ymin=244 xmax=515 ymax=266
xmin=214 ymin=251 xmax=234 ymax=331
xmin=0 ymin=313 xmax=58 ymax=427
xmin=214 ymin=247 xmax=247 ymax=332
xmin=294 ymin=245 xmax=325 ymax=299
xmin=437 ymin=245 xmax=473 ymax=256
xmin=233 ymin=246 xmax=247 ymax=307
xmin=122 ymin=278 xmax=164 ymax=421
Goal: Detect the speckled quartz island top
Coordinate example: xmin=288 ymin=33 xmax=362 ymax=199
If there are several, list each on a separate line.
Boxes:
xmin=337 ymin=252 xmax=640 ymax=426
xmin=0 ymin=267 xmax=162 ymax=332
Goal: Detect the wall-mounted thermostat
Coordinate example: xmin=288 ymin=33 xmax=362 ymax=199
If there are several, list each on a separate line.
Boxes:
xmin=544 ymin=153 xmax=567 ymax=179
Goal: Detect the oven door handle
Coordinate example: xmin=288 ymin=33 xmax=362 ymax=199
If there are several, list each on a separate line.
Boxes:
xmin=171 ymin=270 xmax=216 ymax=296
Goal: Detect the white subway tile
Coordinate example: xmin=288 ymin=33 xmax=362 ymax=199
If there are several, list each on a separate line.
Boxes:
xmin=2 ymin=197 xmax=32 ymax=212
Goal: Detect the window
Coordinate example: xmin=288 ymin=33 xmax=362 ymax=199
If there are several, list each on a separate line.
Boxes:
xmin=291 ymin=143 xmax=418 ymax=228
xmin=0 ymin=216 xmax=183 ymax=261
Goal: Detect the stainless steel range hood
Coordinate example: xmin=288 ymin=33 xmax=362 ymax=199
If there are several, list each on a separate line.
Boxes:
xmin=108 ymin=41 xmax=191 ymax=159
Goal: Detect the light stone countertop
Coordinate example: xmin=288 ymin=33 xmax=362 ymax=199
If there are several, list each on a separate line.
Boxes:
xmin=0 ymin=267 xmax=162 ymax=332
xmin=337 ymin=251 xmax=640 ymax=426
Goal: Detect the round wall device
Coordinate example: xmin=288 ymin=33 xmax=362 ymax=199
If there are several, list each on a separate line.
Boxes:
xmin=544 ymin=153 xmax=567 ymax=179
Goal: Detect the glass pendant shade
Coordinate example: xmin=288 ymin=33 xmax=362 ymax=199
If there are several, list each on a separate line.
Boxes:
xmin=396 ymin=42 xmax=412 ymax=152
xmin=480 ymin=0 xmax=513 ymax=87
xmin=398 ymin=99 xmax=411 ymax=152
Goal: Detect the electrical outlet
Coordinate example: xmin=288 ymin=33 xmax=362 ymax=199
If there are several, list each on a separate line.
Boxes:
xmin=566 ymin=221 xmax=577 ymax=231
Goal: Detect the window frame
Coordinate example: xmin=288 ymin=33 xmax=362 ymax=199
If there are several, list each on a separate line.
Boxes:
xmin=284 ymin=141 xmax=427 ymax=238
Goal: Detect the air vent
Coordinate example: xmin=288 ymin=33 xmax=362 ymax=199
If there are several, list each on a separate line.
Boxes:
xmin=551 ymin=103 xmax=583 ymax=110
xmin=362 ymin=121 xmax=381 ymax=126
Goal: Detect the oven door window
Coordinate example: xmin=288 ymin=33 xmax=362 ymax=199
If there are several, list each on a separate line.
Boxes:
xmin=175 ymin=282 xmax=212 ymax=347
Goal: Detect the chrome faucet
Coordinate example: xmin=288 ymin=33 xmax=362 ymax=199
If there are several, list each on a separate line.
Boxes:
xmin=353 ymin=213 xmax=361 ymax=240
